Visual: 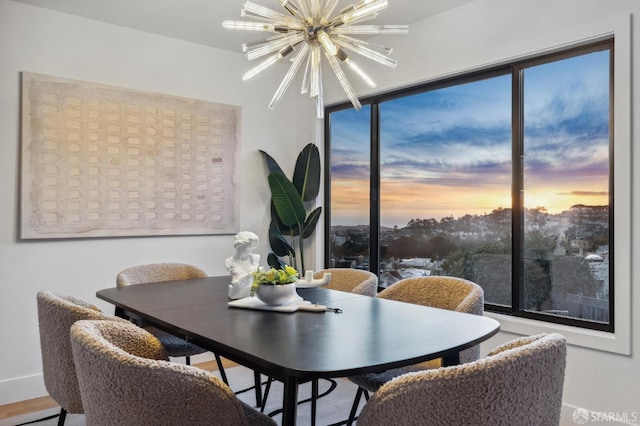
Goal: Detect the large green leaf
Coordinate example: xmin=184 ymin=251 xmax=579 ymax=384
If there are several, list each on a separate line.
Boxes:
xmin=259 ymin=150 xmax=286 ymax=177
xmin=270 ymin=202 xmax=299 ymax=236
xmin=267 ymin=253 xmax=286 ymax=269
xmin=268 ymin=226 xmax=294 ymax=257
xmin=293 ymin=143 xmax=321 ymax=202
xmin=268 ymin=173 xmax=306 ymax=227
xmin=302 ymin=207 xmax=322 ymax=238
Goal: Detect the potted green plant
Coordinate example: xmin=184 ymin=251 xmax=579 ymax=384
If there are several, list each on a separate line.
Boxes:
xmin=260 ymin=143 xmax=321 ymax=272
xmin=250 ymin=265 xmax=299 ymax=305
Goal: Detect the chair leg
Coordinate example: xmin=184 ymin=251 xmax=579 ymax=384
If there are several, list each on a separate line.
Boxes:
xmin=261 ymin=377 xmax=274 ymax=412
xmin=14 ymin=407 xmax=67 ymax=426
xmin=253 ymin=371 xmax=263 ymax=407
xmin=214 ymin=353 xmax=229 ymax=385
xmin=347 ymin=387 xmax=365 ymax=426
xmin=311 ymin=379 xmax=318 ymax=426
xmin=56 ymin=408 xmax=67 ymax=426
xmin=259 ymin=377 xmax=336 ymax=419
xmin=185 ymin=355 xmax=191 ymax=366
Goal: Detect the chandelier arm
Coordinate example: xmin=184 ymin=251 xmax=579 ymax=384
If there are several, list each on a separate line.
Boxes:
xmin=332 ymin=34 xmax=393 ymax=55
xmin=337 ymin=50 xmax=377 ymax=88
xmin=321 ymin=0 xmax=340 ymax=20
xmin=332 ymin=37 xmax=397 ymax=68
xmin=331 ymin=11 xmax=380 ymax=27
xmin=310 ymin=0 xmax=322 ymax=19
xmin=269 ymin=43 xmax=311 ymax=111
xmin=331 ymin=24 xmax=409 ymax=35
xmin=240 ymin=12 xmax=273 ymax=22
xmin=324 ymin=49 xmax=362 ymax=110
xmin=240 ymin=11 xmax=305 ymax=30
xmin=243 ymin=46 xmax=294 ymax=80
xmin=246 ymin=32 xmax=306 ymax=60
xmin=297 ymin=0 xmax=312 ymax=20
xmin=331 ymin=0 xmax=388 ymax=26
xmin=310 ymin=45 xmax=322 ymax=98
xmin=301 ymin=50 xmax=313 ymax=94
xmin=316 ymin=62 xmax=324 ymax=118
xmin=243 ymin=33 xmax=290 ymax=53
xmin=278 ymin=0 xmax=306 ymax=20
xmin=243 ymin=1 xmax=299 ymax=23
xmin=222 ymin=20 xmax=293 ymax=32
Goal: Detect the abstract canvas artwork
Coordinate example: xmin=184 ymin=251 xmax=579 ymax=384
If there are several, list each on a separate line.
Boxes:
xmin=20 ymin=72 xmax=240 ymax=239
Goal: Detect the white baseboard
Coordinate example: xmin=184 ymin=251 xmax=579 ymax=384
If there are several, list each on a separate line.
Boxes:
xmin=0 ymin=373 xmax=47 ymax=406
xmin=0 ymin=352 xmax=217 ymax=407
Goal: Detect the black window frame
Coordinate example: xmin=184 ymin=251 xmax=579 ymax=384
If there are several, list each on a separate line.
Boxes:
xmin=324 ymin=38 xmax=614 ymax=332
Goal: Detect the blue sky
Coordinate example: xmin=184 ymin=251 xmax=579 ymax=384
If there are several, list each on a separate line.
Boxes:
xmin=330 ymin=49 xmax=610 ymax=227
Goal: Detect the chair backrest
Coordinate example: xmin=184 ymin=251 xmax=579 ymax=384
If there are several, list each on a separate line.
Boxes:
xmin=116 ymin=262 xmax=208 ymax=287
xmin=357 ymin=333 xmax=567 ymax=426
xmin=314 ymin=268 xmax=378 ymax=297
xmin=70 ymin=319 xmax=252 ymax=426
xmin=36 ymin=290 xmax=128 ymax=414
xmin=377 ymin=276 xmax=484 ymax=363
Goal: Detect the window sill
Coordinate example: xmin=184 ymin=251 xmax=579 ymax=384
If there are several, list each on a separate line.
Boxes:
xmin=485 ymin=311 xmax=630 ymax=355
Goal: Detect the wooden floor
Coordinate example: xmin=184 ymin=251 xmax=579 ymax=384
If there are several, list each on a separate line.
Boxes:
xmin=0 ymin=358 xmax=236 ymax=420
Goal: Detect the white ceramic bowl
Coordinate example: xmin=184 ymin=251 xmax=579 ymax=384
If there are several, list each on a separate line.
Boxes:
xmin=255 ymin=283 xmax=296 ymax=306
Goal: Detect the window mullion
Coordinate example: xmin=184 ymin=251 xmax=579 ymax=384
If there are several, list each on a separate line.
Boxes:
xmin=323 ymin=112 xmax=332 ymax=266
xmin=370 ymin=103 xmax=381 ymax=279
xmin=512 ymin=66 xmax=525 ymax=313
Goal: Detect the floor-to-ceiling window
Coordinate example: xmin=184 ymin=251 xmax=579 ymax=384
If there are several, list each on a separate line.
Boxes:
xmin=325 ymin=105 xmax=371 ymax=269
xmin=325 ymin=39 xmax=612 ymax=331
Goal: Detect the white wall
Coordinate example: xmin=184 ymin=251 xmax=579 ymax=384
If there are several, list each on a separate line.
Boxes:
xmin=324 ymin=0 xmax=639 ymax=424
xmin=0 ymin=0 xmax=315 ymax=404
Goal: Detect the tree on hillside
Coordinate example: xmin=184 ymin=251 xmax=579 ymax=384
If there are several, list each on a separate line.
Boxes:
xmin=550 ymin=256 xmax=601 ymax=306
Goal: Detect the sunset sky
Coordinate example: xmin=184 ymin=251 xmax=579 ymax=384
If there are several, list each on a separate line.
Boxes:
xmin=329 ymin=50 xmax=610 ymax=228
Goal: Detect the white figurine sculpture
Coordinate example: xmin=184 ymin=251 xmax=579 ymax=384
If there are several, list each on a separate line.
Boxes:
xmin=225 ymin=231 xmax=260 ymax=299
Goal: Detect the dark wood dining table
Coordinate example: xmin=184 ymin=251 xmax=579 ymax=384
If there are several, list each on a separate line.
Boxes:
xmin=96 ymin=276 xmax=500 ymax=426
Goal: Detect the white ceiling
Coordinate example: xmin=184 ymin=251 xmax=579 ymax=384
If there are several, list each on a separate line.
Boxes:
xmin=12 ymin=0 xmax=474 ymax=53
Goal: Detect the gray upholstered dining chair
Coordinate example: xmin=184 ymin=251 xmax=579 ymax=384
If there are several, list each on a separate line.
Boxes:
xmin=313 ymin=268 xmax=378 ymax=297
xmin=347 ymin=276 xmax=484 ymax=424
xmin=36 ymin=290 xmax=130 ymax=425
xmin=115 ymin=263 xmax=210 ymax=366
xmin=116 ymin=262 xmax=263 ymax=406
xmin=357 ymin=333 xmax=567 ymax=426
xmin=70 ymin=319 xmax=276 ymax=426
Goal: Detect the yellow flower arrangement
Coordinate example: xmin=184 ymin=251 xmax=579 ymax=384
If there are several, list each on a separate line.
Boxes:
xmin=250 ymin=265 xmax=298 ymax=296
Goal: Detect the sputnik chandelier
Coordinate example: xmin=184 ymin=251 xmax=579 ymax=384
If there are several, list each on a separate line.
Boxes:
xmin=223 ymin=0 xmax=408 ymax=118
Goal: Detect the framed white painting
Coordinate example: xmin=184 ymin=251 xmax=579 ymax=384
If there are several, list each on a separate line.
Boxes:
xmin=20 ymin=72 xmax=240 ymax=239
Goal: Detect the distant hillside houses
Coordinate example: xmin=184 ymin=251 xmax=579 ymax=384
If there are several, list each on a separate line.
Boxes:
xmin=330 ymin=204 xmax=609 ymax=298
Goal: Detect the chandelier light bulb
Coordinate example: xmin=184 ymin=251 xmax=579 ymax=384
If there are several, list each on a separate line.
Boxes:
xmin=223 ymin=0 xmax=408 ymax=117
xmin=317 ymin=31 xmax=338 ymax=56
